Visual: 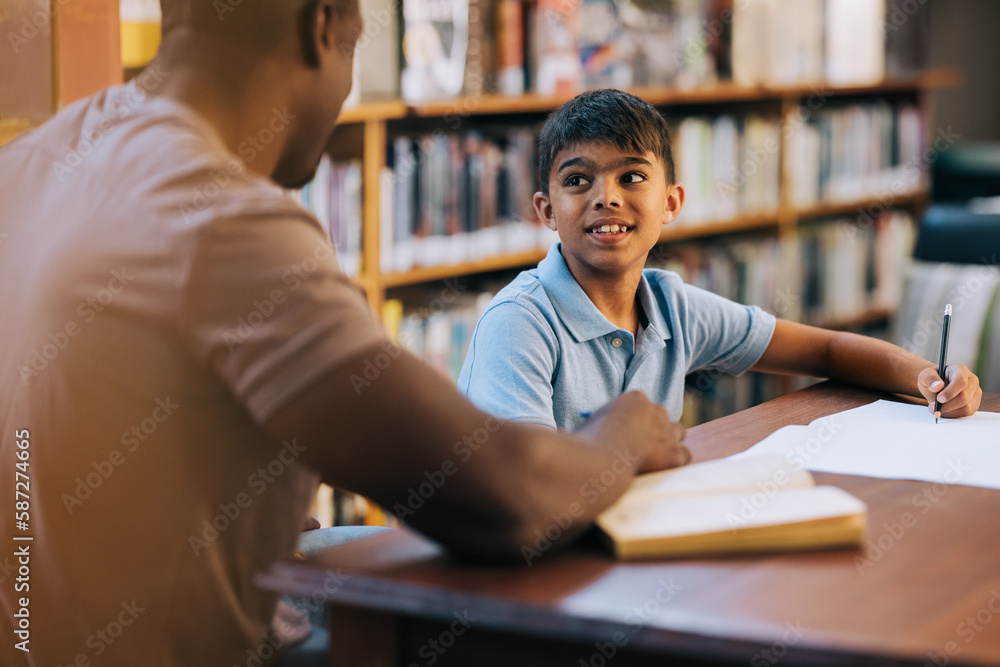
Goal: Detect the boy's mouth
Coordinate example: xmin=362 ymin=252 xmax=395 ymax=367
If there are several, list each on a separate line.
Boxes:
xmin=587 ymin=222 xmax=632 ymax=236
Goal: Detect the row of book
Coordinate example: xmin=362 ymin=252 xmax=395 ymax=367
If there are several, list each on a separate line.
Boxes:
xmin=787 ymin=101 xmax=925 ymax=208
xmin=380 ymin=127 xmax=557 ymax=273
xmin=731 ymin=0 xmax=923 ymax=87
xmin=285 ymin=156 xmax=363 ymax=277
xmin=383 ymin=208 xmax=915 ymax=394
xmin=294 ymin=99 xmax=923 ymax=276
xmin=673 ymin=114 xmax=781 ymax=225
xmin=346 ymin=0 xmax=928 ymax=105
xmin=649 ymin=210 xmax=915 ymax=326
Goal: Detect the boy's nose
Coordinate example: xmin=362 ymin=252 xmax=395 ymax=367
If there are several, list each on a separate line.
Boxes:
xmin=592 ymin=178 xmax=623 ymax=209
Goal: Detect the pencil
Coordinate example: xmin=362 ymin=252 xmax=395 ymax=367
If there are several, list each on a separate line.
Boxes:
xmin=934 ymin=303 xmax=952 ymax=424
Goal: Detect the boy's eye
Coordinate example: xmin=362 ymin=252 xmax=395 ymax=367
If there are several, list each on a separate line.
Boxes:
xmin=564 ymin=174 xmax=590 ymax=187
xmin=621 ymin=172 xmax=647 ymax=184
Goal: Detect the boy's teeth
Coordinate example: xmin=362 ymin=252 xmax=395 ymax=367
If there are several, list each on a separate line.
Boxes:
xmin=592 ymin=225 xmax=629 ymax=234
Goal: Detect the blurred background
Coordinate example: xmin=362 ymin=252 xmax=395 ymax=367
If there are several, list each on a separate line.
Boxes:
xmin=1 ymin=0 xmax=998 ymax=526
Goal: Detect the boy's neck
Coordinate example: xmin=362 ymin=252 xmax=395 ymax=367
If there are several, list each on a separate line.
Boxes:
xmin=562 ymin=254 xmax=645 ymax=336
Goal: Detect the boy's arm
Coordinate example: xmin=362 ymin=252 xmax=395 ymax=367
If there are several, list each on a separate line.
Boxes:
xmin=751 ymin=319 xmax=982 ymax=418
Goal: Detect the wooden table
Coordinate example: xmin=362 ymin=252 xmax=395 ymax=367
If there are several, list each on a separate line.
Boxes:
xmin=259 ymin=383 xmax=1000 ymax=667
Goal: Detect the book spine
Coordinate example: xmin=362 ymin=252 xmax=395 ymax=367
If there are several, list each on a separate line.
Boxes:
xmin=496 ymin=0 xmax=525 ymax=96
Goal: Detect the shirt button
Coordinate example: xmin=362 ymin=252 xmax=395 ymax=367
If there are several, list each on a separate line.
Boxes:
xmin=611 ymin=337 xmax=623 ymax=348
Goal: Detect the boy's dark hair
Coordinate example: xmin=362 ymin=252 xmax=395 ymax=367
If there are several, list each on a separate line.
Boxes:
xmin=537 ymin=89 xmax=676 ymax=195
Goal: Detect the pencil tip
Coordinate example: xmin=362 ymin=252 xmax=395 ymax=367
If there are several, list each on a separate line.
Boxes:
xmin=935 ymin=412 xmax=940 ymax=424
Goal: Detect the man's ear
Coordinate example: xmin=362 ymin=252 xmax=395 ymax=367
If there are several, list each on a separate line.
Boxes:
xmin=662 ymin=183 xmax=685 ymax=225
xmin=298 ymin=0 xmax=322 ymax=68
xmin=533 ymin=191 xmax=557 ymax=231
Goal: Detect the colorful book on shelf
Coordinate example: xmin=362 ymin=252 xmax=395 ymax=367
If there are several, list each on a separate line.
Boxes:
xmin=884 ymin=0 xmax=928 ymax=79
xmin=648 ymin=208 xmax=914 ymax=327
xmin=495 ymin=0 xmax=525 ymax=95
xmin=344 ymin=0 xmax=401 ymax=108
xmin=385 ymin=127 xmax=554 ymax=273
xmin=120 ymin=0 xmax=161 ymax=69
xmin=731 ymin=0 xmax=823 ymax=87
xmin=787 ymin=100 xmax=925 ymax=209
xmin=672 ymin=113 xmax=781 ymax=225
xmin=530 ymin=0 xmax=583 ymax=95
xmin=596 ymin=455 xmax=867 ymax=561
xmin=400 ymin=0 xmax=470 ymax=101
xmin=825 ymin=0 xmax=885 ymax=86
xmin=287 ymin=155 xmax=363 ymax=277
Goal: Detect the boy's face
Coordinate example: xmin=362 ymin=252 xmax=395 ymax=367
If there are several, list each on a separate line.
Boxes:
xmin=533 ymin=141 xmax=684 ymax=281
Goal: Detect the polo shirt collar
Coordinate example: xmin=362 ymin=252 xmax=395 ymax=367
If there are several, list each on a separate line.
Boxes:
xmin=537 ymin=243 xmax=672 ymax=344
xmin=636 ymin=274 xmax=672 ymax=343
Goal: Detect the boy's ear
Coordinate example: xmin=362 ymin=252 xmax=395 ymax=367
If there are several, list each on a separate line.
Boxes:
xmin=662 ymin=183 xmax=685 ymax=225
xmin=533 ymin=191 xmax=557 ymax=231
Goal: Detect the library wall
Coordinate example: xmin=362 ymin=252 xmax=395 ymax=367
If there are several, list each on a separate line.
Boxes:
xmin=928 ymin=0 xmax=1000 ymax=143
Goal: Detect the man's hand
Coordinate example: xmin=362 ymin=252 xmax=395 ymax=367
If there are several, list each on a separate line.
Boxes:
xmin=918 ymin=364 xmax=982 ymax=418
xmin=576 ymin=391 xmax=689 ymax=473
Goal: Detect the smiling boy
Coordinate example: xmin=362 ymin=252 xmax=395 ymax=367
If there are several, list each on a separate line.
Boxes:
xmin=458 ymin=89 xmax=981 ymax=433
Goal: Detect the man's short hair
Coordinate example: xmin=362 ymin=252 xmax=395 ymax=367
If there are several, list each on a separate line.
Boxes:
xmin=537 ymin=89 xmax=676 ymax=195
xmin=159 ymin=0 xmax=357 ymax=45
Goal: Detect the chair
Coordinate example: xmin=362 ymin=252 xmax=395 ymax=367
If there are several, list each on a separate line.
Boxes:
xmin=891 ymin=204 xmax=1000 ymax=392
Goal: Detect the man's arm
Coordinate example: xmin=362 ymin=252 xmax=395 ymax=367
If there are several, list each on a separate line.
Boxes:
xmin=263 ymin=342 xmax=688 ymax=560
xmin=751 ymin=319 xmax=982 ymax=418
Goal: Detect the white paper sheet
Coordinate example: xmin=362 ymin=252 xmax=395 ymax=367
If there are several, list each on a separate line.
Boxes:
xmin=730 ymin=400 xmax=1000 ymax=489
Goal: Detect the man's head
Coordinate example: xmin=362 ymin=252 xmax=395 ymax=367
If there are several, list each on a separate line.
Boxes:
xmin=157 ymin=0 xmax=362 ymax=188
xmin=537 ymin=89 xmax=676 ymax=196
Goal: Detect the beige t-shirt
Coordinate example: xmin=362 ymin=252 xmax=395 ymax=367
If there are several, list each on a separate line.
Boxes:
xmin=0 ymin=79 xmax=386 ymax=666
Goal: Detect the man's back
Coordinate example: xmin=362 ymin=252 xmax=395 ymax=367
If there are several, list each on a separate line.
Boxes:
xmin=0 ymin=78 xmax=379 ymax=665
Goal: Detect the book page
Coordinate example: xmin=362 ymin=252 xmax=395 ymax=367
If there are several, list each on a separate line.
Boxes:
xmin=621 ymin=454 xmax=814 ymax=505
xmin=731 ymin=400 xmax=1000 ymax=489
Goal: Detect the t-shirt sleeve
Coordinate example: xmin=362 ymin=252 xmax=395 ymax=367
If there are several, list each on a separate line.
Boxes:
xmin=180 ymin=212 xmax=389 ymax=423
xmin=457 ymin=300 xmax=559 ymax=429
xmin=681 ymin=283 xmax=776 ymax=375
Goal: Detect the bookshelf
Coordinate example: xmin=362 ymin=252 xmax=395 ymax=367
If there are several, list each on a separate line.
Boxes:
xmin=328 ymin=69 xmax=956 ymax=316
xmin=0 ymin=0 xmax=122 ymax=144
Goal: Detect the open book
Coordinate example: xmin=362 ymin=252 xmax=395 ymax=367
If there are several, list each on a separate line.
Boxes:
xmin=596 ymin=455 xmax=867 ymax=560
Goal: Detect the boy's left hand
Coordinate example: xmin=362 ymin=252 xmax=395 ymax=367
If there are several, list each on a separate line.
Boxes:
xmin=917 ymin=364 xmax=982 ymax=418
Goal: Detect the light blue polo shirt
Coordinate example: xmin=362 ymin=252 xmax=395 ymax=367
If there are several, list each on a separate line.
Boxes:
xmin=457 ymin=243 xmax=776 ymax=431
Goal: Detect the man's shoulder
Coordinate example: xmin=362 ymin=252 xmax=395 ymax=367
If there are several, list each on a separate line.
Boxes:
xmin=74 ymin=84 xmax=308 ymax=230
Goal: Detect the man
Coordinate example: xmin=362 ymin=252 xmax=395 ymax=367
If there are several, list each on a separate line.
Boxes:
xmin=0 ymin=1 xmax=686 ymax=665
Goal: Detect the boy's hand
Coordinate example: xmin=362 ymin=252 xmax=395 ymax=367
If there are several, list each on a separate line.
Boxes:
xmin=917 ymin=364 xmax=982 ymax=418
xmin=577 ymin=391 xmax=689 ymax=473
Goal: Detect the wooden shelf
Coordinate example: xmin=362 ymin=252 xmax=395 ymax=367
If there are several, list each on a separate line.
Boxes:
xmin=381 ymin=249 xmax=548 ymax=288
xmin=330 ymin=69 xmax=958 ymax=127
xmin=796 ymin=192 xmax=925 ymax=221
xmin=393 ymin=69 xmax=960 ymax=121
xmin=661 ymin=211 xmax=780 ymax=242
xmin=0 ymin=118 xmax=32 ymax=147
xmin=338 ymin=99 xmax=408 ymax=124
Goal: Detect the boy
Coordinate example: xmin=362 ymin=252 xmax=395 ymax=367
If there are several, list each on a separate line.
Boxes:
xmin=458 ymin=89 xmax=982 ymax=432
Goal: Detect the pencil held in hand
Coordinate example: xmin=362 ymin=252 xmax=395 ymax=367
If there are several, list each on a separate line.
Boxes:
xmin=934 ymin=303 xmax=952 ymax=424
